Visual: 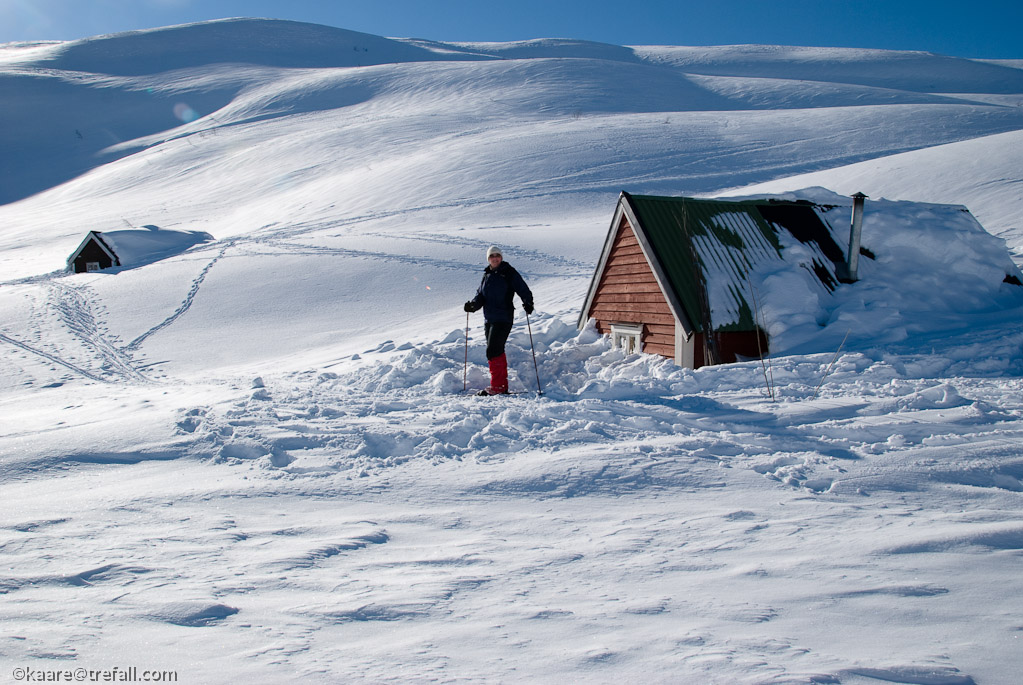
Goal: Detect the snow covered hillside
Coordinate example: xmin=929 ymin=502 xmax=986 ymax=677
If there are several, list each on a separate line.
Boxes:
xmin=2 ymin=18 xmax=1022 ymax=683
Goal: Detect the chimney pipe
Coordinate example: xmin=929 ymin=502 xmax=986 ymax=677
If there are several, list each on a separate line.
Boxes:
xmin=841 ymin=192 xmax=867 ymax=283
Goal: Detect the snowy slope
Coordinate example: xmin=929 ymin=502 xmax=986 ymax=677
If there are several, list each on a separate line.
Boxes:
xmin=2 ymin=18 xmax=1023 ymax=684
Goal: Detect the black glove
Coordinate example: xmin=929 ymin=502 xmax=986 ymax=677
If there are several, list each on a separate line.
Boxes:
xmin=524 ymin=302 xmax=534 ymax=315
xmin=464 ymin=301 xmax=479 ymax=313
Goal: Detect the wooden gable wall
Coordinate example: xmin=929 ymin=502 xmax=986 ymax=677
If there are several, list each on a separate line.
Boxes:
xmin=586 ymin=216 xmax=676 ymax=358
xmin=70 ymin=235 xmax=118 ymax=273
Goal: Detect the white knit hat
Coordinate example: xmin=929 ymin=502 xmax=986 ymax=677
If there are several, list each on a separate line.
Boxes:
xmin=486 ymin=245 xmax=502 ymax=260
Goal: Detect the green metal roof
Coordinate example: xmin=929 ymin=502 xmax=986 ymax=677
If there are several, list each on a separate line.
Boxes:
xmin=620 ymin=193 xmax=842 ymax=334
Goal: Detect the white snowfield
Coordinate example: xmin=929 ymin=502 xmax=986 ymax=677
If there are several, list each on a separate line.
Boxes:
xmin=1 ymin=18 xmax=1022 ymax=684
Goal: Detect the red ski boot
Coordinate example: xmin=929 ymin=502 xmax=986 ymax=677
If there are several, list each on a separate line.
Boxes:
xmin=479 ymin=353 xmax=509 ymax=395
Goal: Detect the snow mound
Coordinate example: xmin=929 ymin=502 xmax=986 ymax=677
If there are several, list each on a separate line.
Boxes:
xmin=743 ymin=189 xmax=1023 ymax=354
xmin=147 ymin=602 xmax=239 ymax=627
xmin=93 ymin=226 xmax=214 ymax=269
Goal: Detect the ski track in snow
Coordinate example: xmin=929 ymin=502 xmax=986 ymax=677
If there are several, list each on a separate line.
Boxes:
xmin=0 ymin=329 xmax=111 ymax=384
xmin=0 ymin=280 xmax=147 ymax=385
xmin=47 ymin=281 xmax=150 ymax=383
xmin=123 ymin=244 xmax=231 ymax=353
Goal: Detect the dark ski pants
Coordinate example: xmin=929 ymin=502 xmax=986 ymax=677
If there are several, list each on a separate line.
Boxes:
xmin=484 ymin=321 xmax=513 ymax=360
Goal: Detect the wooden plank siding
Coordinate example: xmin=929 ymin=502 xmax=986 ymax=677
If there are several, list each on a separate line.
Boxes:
xmin=586 ymin=218 xmax=676 ymax=356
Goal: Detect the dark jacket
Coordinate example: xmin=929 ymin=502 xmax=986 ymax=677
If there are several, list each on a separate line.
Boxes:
xmin=469 ymin=262 xmax=533 ymax=323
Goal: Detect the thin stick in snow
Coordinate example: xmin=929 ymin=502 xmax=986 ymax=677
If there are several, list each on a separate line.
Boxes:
xmin=463 ymin=312 xmax=469 ymax=393
xmin=813 ymin=329 xmax=851 ymax=400
xmin=748 ymin=278 xmax=774 ymax=401
xmin=526 ymin=312 xmax=543 ymax=396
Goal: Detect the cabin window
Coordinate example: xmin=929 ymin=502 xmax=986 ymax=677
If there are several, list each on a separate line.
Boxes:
xmin=86 ymin=262 xmax=101 ymax=272
xmin=610 ymin=323 xmax=643 ymax=354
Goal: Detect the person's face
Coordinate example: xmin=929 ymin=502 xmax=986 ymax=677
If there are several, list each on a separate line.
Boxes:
xmin=489 ymin=253 xmax=502 ymax=267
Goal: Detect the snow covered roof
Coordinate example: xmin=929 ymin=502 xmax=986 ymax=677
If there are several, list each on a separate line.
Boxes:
xmin=67 ymin=226 xmax=213 ymax=270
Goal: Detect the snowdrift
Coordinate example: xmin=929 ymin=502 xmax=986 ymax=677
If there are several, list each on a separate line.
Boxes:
xmin=738 ymin=189 xmax=1023 ymax=354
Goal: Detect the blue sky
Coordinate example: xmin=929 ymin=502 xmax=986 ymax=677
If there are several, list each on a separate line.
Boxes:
xmin=1 ymin=0 xmax=1020 ymax=58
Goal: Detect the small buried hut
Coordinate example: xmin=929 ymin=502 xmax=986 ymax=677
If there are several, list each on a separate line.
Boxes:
xmin=67 ymin=227 xmax=214 ymax=273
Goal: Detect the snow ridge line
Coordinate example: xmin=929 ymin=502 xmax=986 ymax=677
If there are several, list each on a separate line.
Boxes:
xmin=260 ymin=237 xmax=483 ymax=272
xmin=0 ymin=330 xmax=110 ymax=384
xmin=260 ymin=236 xmax=580 ymax=278
xmin=245 ymin=185 xmax=613 ymax=246
xmin=373 ymin=231 xmax=594 ymax=272
xmin=123 ymin=245 xmax=229 ymax=352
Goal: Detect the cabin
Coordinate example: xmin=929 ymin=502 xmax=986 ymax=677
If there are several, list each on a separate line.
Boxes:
xmin=67 ymin=231 xmax=120 ymax=273
xmin=66 ymin=226 xmax=214 ymax=273
xmin=579 ymin=192 xmax=859 ymax=368
xmin=580 ymin=191 xmax=1023 ymax=369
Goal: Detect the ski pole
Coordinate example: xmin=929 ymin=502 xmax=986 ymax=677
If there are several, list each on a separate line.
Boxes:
xmin=525 ymin=311 xmax=543 ymax=396
xmin=463 ymin=312 xmax=470 ymax=392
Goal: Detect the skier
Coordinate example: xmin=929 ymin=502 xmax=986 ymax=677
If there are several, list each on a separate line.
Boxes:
xmin=464 ymin=245 xmax=535 ymax=395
